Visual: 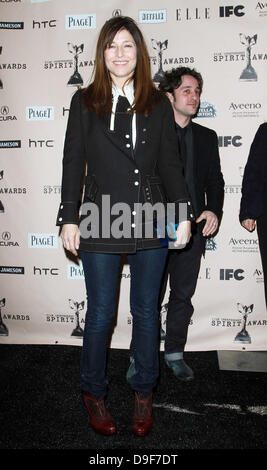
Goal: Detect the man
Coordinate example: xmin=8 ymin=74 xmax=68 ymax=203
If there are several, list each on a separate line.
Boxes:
xmin=158 ymin=67 xmax=225 ymax=380
xmin=239 ymin=123 xmax=267 ymax=308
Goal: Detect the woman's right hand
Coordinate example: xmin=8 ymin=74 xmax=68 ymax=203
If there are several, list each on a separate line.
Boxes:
xmin=60 ymin=224 xmax=80 ymax=256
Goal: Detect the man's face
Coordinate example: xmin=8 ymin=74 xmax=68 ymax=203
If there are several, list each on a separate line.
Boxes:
xmin=168 ymin=74 xmax=201 ymax=120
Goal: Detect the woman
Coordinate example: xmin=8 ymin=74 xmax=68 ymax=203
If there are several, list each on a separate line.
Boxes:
xmin=56 ymin=16 xmax=192 ymax=437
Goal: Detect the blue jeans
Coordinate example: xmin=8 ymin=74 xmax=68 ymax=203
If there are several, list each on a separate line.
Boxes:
xmin=80 ymin=248 xmax=168 ymax=399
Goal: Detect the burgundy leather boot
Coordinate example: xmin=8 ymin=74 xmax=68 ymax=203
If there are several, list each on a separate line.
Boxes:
xmin=82 ymin=392 xmax=117 ymax=435
xmin=133 ymin=391 xmax=153 ymax=437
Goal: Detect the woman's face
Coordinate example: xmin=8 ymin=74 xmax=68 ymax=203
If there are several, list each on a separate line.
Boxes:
xmin=104 ymin=28 xmax=137 ymax=87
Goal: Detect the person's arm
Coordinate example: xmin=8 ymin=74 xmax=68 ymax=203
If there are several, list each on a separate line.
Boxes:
xmin=157 ymin=98 xmax=193 ymax=247
xmin=56 ymin=90 xmax=86 ymax=255
xmin=240 ymin=124 xmax=267 ymax=223
xmin=196 ymin=130 xmax=224 ymax=236
xmin=204 ymin=130 xmax=225 ymax=219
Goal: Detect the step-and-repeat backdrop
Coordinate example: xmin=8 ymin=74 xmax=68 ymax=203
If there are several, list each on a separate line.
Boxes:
xmin=0 ymin=0 xmax=266 ymax=351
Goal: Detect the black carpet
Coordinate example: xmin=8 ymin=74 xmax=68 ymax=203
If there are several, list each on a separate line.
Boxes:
xmin=0 ymin=345 xmax=267 ymax=454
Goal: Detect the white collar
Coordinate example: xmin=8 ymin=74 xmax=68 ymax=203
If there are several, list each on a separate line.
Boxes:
xmin=112 ymin=81 xmax=135 ymax=106
xmin=110 ymin=80 xmax=136 ymax=147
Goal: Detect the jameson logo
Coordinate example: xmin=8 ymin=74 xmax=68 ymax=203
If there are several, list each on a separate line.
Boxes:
xmin=0 ymin=22 xmax=24 ymax=29
xmin=0 ymin=140 xmax=21 ymax=148
xmin=0 ymin=266 xmax=24 ymax=274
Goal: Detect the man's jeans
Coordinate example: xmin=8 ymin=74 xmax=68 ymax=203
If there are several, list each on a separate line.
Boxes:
xmin=80 ymin=248 xmax=168 ymax=399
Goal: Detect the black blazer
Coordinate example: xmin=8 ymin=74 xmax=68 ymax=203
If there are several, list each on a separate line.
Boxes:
xmin=239 ymin=123 xmax=267 ymax=222
xmin=56 ymin=90 xmax=193 ymax=253
xmin=184 ymin=122 xmax=224 ymax=231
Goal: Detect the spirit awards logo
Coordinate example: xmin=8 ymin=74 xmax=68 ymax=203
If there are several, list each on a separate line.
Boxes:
xmin=239 ymin=33 xmax=257 ymax=81
xmin=0 ymin=170 xmax=4 ymax=213
xmin=150 ymin=38 xmax=195 ymax=83
xmin=213 ymin=32 xmax=264 ymax=81
xmin=234 ymin=302 xmax=253 ymax=344
xmin=44 ymin=44 xmax=94 ymax=85
xmin=67 ymin=43 xmax=84 ymax=86
xmin=151 ymin=39 xmax=168 ymax=83
xmin=159 ymin=302 xmax=168 ymax=341
xmin=0 ymin=46 xmax=2 ymax=89
xmin=69 ymin=299 xmax=84 ymax=337
xmin=0 ymin=298 xmax=8 ymax=336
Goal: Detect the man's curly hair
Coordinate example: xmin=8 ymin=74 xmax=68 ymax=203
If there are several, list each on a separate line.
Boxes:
xmin=158 ymin=67 xmax=203 ymax=96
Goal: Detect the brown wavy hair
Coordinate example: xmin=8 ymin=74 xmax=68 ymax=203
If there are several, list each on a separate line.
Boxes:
xmin=82 ymin=16 xmax=163 ymax=117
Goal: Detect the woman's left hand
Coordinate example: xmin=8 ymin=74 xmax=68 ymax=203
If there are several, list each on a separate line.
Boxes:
xmin=173 ymin=220 xmax=191 ymax=249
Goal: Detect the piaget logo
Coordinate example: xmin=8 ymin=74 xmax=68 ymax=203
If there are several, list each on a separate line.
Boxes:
xmin=28 ymin=233 xmax=58 ymax=248
xmin=65 ymin=14 xmax=96 ymax=30
xmin=67 ymin=263 xmax=84 ymax=279
xmin=26 ymin=106 xmax=54 ymax=121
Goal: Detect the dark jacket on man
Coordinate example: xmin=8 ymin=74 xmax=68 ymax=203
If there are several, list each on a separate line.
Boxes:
xmin=239 ymin=123 xmax=267 ymax=222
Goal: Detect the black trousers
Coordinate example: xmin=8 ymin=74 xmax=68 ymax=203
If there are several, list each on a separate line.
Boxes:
xmin=159 ymin=231 xmax=203 ymax=354
xmin=257 ymin=212 xmax=267 ymax=308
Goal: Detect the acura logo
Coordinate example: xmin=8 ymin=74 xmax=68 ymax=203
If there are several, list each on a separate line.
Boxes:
xmin=1 ymin=106 xmax=9 ymax=115
xmin=2 ymin=231 xmax=11 ymax=240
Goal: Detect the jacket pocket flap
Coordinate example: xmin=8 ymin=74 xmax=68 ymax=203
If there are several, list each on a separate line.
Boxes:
xmin=85 ymin=175 xmax=98 ymax=201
